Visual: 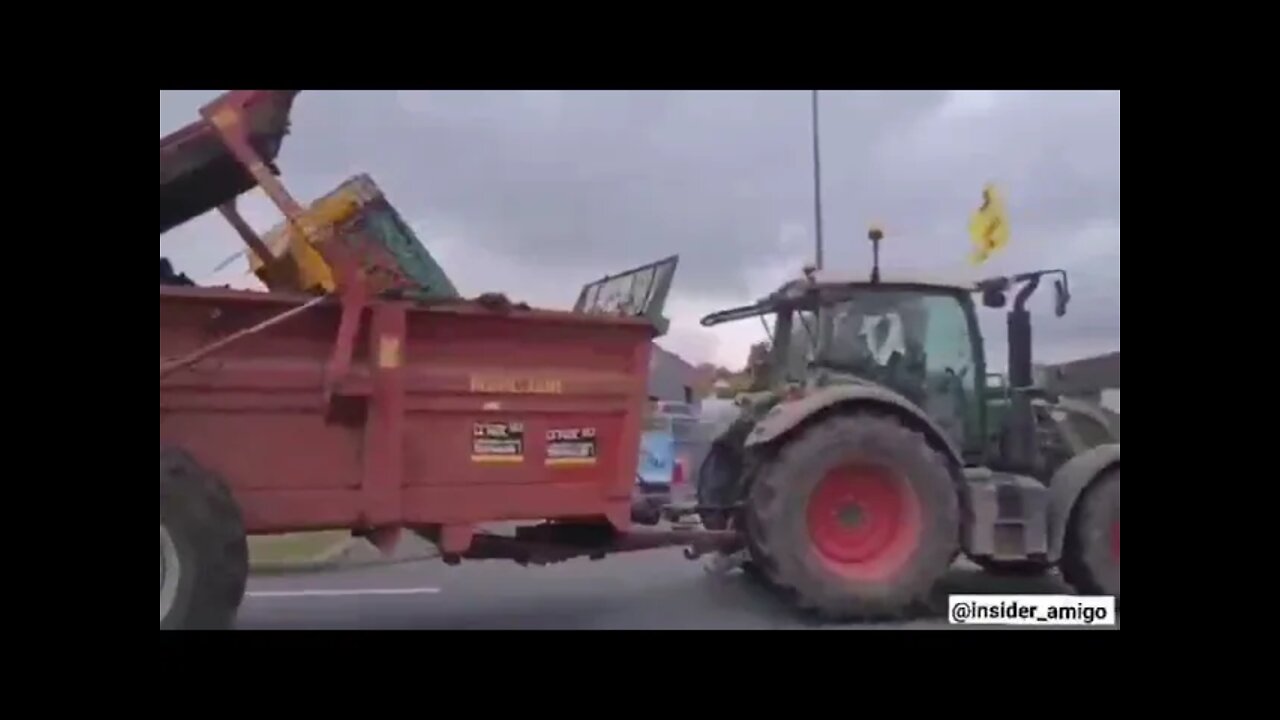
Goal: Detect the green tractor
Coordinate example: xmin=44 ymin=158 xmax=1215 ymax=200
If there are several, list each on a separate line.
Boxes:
xmin=695 ymin=231 xmax=1119 ymax=619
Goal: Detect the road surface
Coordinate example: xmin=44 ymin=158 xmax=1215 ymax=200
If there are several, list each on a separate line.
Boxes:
xmin=238 ymin=550 xmax=1110 ymax=630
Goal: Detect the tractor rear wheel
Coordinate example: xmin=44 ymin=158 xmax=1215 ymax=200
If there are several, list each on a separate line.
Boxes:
xmin=746 ymin=412 xmax=959 ymax=620
xmin=160 ymin=446 xmax=249 ymax=630
xmin=1061 ymin=468 xmax=1120 ymax=598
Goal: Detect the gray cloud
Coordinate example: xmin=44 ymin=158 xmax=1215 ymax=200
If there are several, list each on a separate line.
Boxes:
xmin=160 ymin=90 xmax=1119 ymax=367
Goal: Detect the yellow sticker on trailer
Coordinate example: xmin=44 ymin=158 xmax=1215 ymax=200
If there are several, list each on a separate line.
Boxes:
xmin=209 ymin=107 xmax=240 ymax=129
xmin=377 ymin=337 xmax=403 ymax=369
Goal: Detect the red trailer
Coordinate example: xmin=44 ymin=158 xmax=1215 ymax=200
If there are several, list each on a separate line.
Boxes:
xmin=159 ymin=91 xmax=731 ymax=629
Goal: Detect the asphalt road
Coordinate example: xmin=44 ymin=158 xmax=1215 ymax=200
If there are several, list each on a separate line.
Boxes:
xmin=237 ymin=551 xmax=1111 ymax=630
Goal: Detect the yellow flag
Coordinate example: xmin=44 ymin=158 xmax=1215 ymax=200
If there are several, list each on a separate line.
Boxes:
xmin=968 ymin=183 xmax=1010 ymax=265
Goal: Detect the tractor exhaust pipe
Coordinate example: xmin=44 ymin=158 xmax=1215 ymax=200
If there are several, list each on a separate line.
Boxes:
xmin=978 ymin=268 xmax=1069 ymax=474
xmin=1005 ymin=275 xmax=1041 ymax=474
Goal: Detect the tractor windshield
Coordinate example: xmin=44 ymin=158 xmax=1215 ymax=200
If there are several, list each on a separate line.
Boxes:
xmin=813 ymin=287 xmax=981 ymax=449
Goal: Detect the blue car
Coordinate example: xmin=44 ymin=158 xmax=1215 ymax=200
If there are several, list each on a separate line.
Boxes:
xmin=631 ymin=412 xmax=687 ymax=525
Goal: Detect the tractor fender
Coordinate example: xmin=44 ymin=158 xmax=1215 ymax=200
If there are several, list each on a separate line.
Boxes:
xmin=742 ymin=384 xmax=964 ymax=468
xmin=1046 ymin=443 xmax=1120 ymax=562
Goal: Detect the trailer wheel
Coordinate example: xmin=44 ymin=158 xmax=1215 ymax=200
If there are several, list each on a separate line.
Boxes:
xmin=1060 ymin=468 xmax=1120 ymax=598
xmin=160 ymin=447 xmax=249 ymax=630
xmin=746 ymin=412 xmax=959 ymax=620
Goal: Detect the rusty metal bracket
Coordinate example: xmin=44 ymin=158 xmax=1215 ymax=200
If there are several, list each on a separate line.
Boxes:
xmin=324 ymin=272 xmax=370 ymax=403
xmin=200 ymin=92 xmax=308 ymax=224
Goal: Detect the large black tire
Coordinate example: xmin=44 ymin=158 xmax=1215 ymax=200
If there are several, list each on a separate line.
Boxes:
xmin=160 ymin=447 xmax=249 ymax=630
xmin=1060 ymin=468 xmax=1120 ymax=598
xmin=746 ymin=412 xmax=960 ymax=620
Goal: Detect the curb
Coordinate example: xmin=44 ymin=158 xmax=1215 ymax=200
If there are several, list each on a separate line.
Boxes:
xmin=249 ymin=537 xmax=440 ymax=576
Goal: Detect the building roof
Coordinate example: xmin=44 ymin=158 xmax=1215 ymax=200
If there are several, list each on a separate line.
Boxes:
xmin=647 ymin=344 xmax=697 ymax=401
xmin=1036 ymin=351 xmax=1120 ymax=394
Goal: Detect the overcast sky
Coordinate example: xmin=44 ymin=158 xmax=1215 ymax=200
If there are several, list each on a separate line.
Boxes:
xmin=160 ymin=90 xmax=1119 ymax=370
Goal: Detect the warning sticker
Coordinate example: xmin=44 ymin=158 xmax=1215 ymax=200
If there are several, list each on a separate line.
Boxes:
xmin=546 ymin=427 xmax=598 ymax=466
xmin=472 ymin=421 xmax=525 ymax=463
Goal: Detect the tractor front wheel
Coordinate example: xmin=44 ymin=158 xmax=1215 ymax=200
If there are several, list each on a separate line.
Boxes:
xmin=160 ymin=446 xmax=249 ymax=630
xmin=746 ymin=412 xmax=959 ymax=620
xmin=1061 ymin=468 xmax=1120 ymax=598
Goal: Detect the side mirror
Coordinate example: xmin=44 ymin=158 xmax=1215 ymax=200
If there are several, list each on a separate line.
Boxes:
xmin=1053 ymin=278 xmax=1070 ymax=317
xmin=982 ymin=288 xmax=1007 ymax=309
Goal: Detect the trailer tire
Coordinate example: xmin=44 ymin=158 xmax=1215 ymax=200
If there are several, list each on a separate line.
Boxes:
xmin=746 ymin=412 xmax=959 ymax=621
xmin=160 ymin=446 xmax=249 ymax=630
xmin=1060 ymin=468 xmax=1120 ymax=598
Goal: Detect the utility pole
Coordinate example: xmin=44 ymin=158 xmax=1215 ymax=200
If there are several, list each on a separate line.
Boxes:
xmin=811 ymin=90 xmax=825 ymax=270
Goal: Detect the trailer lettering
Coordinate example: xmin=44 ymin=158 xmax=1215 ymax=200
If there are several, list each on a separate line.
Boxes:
xmin=470 ymin=376 xmax=564 ymax=395
xmin=547 ymin=427 xmax=596 ymax=441
xmin=475 ymin=421 xmax=523 ymax=438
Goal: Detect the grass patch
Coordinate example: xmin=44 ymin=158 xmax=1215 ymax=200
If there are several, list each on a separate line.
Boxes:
xmin=248 ymin=531 xmax=351 ymax=567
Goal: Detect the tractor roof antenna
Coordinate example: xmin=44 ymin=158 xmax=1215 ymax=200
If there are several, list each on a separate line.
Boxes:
xmin=867 ymin=226 xmax=884 ymax=284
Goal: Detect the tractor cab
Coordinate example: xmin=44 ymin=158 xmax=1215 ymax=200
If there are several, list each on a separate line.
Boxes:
xmin=705 ymin=276 xmax=987 ymax=453
xmin=701 ymin=228 xmax=1071 ymax=471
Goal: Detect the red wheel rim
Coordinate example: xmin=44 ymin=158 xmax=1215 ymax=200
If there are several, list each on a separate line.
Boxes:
xmin=805 ymin=464 xmax=922 ymax=581
xmin=1110 ymin=520 xmax=1120 ymax=563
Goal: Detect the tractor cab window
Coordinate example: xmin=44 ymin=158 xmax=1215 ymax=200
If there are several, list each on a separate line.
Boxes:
xmin=783 ymin=308 xmax=819 ymax=380
xmin=748 ymin=307 xmax=819 ymax=388
xmin=817 ymin=289 xmax=979 ymax=448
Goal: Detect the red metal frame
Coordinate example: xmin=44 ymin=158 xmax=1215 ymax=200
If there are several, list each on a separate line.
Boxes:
xmin=159 ymin=284 xmax=659 ymax=551
xmin=199 ymin=91 xmax=308 ymax=222
xmin=161 ymin=91 xmax=300 ymax=236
